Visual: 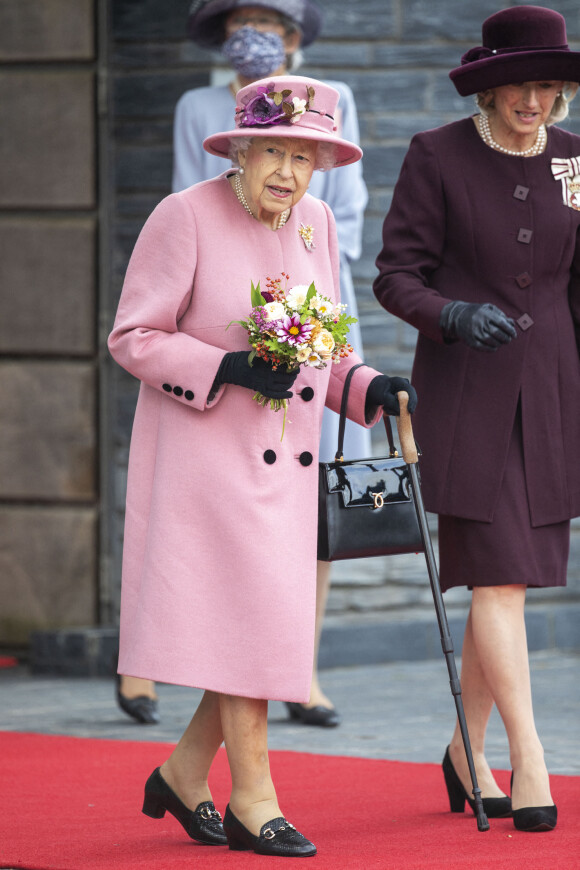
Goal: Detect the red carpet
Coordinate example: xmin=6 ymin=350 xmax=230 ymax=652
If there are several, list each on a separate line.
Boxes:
xmin=1 ymin=732 xmax=578 ymax=869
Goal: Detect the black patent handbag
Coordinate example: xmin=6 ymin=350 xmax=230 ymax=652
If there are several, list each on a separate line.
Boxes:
xmin=317 ymin=364 xmax=425 ymax=561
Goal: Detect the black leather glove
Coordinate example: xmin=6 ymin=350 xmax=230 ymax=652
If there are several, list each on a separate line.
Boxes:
xmin=439 ymin=301 xmax=517 ymax=351
xmin=215 ymin=351 xmax=298 ymax=399
xmin=366 ymin=375 xmax=418 ymax=416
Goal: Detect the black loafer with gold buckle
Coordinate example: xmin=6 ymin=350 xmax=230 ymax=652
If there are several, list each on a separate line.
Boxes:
xmin=142 ymin=767 xmax=227 ymax=845
xmin=223 ymin=805 xmax=317 ymax=857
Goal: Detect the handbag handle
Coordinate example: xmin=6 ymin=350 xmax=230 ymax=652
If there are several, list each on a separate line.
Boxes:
xmin=335 ymin=363 xmax=364 ymax=460
xmin=334 ymin=363 xmax=399 ymax=462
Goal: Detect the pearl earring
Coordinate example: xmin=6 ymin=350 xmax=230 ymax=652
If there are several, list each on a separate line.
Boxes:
xmin=238 ymin=167 xmax=244 ymax=175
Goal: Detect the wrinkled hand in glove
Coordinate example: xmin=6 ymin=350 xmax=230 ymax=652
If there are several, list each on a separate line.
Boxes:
xmin=215 ymin=350 xmax=298 ymax=399
xmin=439 ymin=301 xmax=517 ymax=352
xmin=366 ymin=375 xmax=418 ymax=416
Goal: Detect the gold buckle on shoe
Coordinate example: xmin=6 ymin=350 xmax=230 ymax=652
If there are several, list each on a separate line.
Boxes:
xmin=263 ymin=828 xmax=276 ymax=839
xmin=200 ymin=806 xmax=213 ymax=820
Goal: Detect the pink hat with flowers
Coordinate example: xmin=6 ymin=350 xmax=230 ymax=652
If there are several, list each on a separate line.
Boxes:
xmin=203 ymin=75 xmax=362 ymax=167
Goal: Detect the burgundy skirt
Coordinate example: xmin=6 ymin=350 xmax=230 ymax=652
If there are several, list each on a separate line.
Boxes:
xmin=438 ymin=405 xmax=570 ymax=592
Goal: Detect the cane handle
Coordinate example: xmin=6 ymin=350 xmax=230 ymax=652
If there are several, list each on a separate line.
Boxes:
xmin=396 ymin=392 xmax=418 ymax=465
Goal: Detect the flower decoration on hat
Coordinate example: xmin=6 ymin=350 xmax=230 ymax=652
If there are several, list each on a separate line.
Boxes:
xmin=238 ymin=84 xmax=315 ymax=127
xmin=203 ymin=75 xmax=363 ymax=167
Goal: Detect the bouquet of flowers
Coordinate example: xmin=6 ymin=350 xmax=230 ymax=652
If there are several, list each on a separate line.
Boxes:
xmin=230 ymin=274 xmax=357 ymax=438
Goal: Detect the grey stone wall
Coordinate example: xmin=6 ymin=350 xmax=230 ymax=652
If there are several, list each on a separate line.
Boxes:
xmin=0 ymin=0 xmax=99 ymax=645
xmin=107 ymin=0 xmax=580 ymax=639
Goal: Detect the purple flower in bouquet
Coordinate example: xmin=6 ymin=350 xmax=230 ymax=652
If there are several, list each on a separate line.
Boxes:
xmin=276 ymin=313 xmax=313 ymax=346
xmin=251 ymin=306 xmax=273 ymax=332
xmin=240 ymin=87 xmax=286 ymax=126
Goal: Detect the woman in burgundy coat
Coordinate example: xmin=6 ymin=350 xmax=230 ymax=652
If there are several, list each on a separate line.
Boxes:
xmin=374 ymin=6 xmax=580 ymax=834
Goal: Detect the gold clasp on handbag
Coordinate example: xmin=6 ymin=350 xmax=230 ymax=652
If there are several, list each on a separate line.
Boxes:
xmin=371 ymin=491 xmax=384 ymax=510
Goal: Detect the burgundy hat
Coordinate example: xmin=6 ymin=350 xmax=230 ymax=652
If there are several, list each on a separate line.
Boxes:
xmin=203 ymin=75 xmax=363 ymax=166
xmin=187 ymin=0 xmax=323 ymax=49
xmin=449 ymin=5 xmax=580 ymax=96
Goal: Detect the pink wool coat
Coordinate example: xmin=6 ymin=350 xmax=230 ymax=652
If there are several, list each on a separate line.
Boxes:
xmin=108 ymin=173 xmax=381 ymax=702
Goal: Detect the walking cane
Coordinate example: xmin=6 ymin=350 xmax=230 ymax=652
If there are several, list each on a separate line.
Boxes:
xmin=396 ymin=392 xmax=490 ymax=833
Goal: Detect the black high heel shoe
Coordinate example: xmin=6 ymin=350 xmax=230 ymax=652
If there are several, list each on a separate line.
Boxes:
xmin=116 ymin=674 xmax=160 ymax=725
xmin=510 ymin=771 xmax=558 ymax=832
xmin=285 ymin=701 xmax=341 ymax=727
xmin=223 ymin=805 xmax=317 ymax=857
xmin=442 ymin=746 xmax=512 ymax=818
xmin=142 ymin=767 xmax=227 ymax=845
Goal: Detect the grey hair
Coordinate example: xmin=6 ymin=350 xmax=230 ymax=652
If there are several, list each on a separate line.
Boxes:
xmin=228 ymin=136 xmax=254 ymax=166
xmin=228 ymin=136 xmax=337 ymax=170
xmin=476 ymin=82 xmax=579 ymax=125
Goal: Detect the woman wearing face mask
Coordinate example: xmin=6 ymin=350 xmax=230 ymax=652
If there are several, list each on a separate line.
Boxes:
xmin=159 ymin=0 xmax=370 ymax=729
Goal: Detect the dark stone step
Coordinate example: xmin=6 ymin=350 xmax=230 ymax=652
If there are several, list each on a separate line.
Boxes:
xmin=29 ymin=602 xmax=580 ymax=677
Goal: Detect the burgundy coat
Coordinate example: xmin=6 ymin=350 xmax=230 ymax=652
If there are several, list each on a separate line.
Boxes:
xmin=374 ymin=117 xmax=580 ymax=526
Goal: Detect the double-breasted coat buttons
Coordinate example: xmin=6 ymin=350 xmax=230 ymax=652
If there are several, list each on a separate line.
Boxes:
xmin=515 ymin=272 xmax=532 ymax=288
xmin=299 ymin=387 xmax=314 ymax=401
xmin=262 ymin=450 xmax=315 ymax=466
xmin=161 ymin=383 xmax=194 ymax=400
xmin=262 ymin=450 xmax=314 ymax=466
xmin=512 ymin=184 xmax=533 ymax=326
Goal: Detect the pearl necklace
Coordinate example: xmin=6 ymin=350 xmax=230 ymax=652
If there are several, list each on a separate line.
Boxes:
xmin=233 ymin=172 xmax=290 ymax=229
xmin=478 ymin=112 xmax=546 ymax=157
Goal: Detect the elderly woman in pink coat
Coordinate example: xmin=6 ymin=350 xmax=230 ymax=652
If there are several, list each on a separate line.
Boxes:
xmin=108 ymin=74 xmax=416 ymax=858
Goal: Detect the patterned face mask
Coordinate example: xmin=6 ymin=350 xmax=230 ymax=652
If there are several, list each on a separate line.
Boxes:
xmin=222 ymin=26 xmax=286 ymax=79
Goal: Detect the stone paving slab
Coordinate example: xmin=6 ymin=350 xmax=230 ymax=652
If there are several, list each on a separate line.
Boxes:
xmin=1 ymin=651 xmax=578 ymax=776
